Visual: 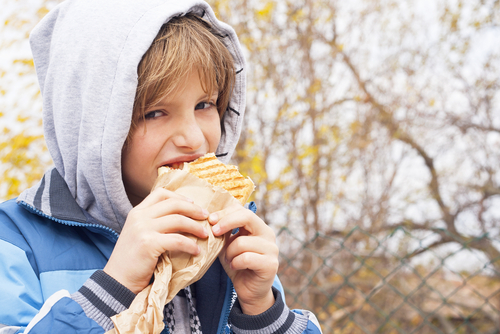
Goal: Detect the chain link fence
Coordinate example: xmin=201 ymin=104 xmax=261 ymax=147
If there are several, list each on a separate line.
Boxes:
xmin=276 ymin=226 xmax=500 ymax=334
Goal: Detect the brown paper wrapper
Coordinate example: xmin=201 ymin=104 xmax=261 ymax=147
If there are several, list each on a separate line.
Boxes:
xmin=106 ymin=169 xmax=243 ymax=334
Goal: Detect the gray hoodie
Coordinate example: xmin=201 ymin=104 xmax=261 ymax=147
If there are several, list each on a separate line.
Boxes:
xmin=18 ymin=0 xmax=247 ymax=233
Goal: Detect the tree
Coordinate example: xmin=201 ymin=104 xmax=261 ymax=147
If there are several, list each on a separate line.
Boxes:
xmin=0 ymin=0 xmax=60 ymax=200
xmin=208 ymin=0 xmax=500 ymax=332
xmin=208 ymin=0 xmax=500 ymax=264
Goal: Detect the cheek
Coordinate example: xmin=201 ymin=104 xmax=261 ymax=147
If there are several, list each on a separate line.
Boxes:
xmin=206 ymin=117 xmax=222 ymax=150
xmin=122 ymin=130 xmax=154 ymax=177
xmin=122 ymin=142 xmax=140 ymax=185
xmin=121 ymin=129 xmax=160 ymax=200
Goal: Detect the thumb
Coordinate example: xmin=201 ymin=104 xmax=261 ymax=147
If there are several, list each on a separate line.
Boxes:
xmin=207 ymin=204 xmax=242 ymax=225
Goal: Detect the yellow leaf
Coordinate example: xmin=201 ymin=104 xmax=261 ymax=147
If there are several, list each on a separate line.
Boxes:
xmin=350 ymin=120 xmax=361 ymax=132
xmin=291 ymin=9 xmax=304 ymax=23
xmin=37 ymin=6 xmax=50 ymax=18
xmin=307 ymin=79 xmax=322 ymax=95
xmin=240 ymin=36 xmax=255 ymax=52
xmin=256 ymin=2 xmax=274 ymax=21
xmin=318 ymin=124 xmax=329 ymax=136
xmin=17 ymin=115 xmax=29 ymax=123
xmin=13 ymin=59 xmax=34 ymax=68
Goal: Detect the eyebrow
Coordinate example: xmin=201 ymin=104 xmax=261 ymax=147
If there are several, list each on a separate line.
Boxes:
xmin=149 ymin=92 xmax=219 ymax=109
xmin=206 ymin=91 xmax=219 ymax=98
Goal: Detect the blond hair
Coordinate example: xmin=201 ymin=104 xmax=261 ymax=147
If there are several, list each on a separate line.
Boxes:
xmin=130 ymin=13 xmax=235 ymax=133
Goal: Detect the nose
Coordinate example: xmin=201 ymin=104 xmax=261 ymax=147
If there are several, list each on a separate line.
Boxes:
xmin=172 ymin=115 xmax=205 ymax=151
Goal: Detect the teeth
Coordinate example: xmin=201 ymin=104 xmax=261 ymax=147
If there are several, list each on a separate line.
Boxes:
xmin=168 ymin=162 xmax=183 ymax=170
xmin=164 ymin=159 xmax=198 ymax=170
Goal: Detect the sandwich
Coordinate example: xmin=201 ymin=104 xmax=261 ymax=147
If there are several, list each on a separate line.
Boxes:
xmin=157 ymin=153 xmax=255 ymax=204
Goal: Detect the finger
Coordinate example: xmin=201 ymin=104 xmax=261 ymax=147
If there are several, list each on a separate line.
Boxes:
xmin=207 ymin=204 xmax=243 ymax=225
xmin=211 ymin=209 xmax=272 ymax=238
xmin=148 ymin=198 xmax=209 ymax=220
xmin=229 ymin=252 xmax=279 ymax=275
xmin=224 ymin=235 xmax=278 ymax=264
xmin=137 ymin=187 xmax=193 ymax=209
xmin=153 ymin=215 xmax=208 ymax=239
xmin=156 ymin=233 xmax=202 ymax=256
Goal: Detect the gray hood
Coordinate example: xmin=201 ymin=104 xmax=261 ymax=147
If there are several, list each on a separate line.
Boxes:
xmin=18 ymin=0 xmax=246 ymax=233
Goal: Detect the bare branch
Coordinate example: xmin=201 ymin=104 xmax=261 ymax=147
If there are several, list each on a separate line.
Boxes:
xmin=450 ymin=117 xmax=500 ymax=135
xmin=337 ymin=48 xmax=459 ymax=235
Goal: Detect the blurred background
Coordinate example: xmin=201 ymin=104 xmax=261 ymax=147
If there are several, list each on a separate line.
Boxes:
xmin=1 ymin=0 xmax=500 ymax=333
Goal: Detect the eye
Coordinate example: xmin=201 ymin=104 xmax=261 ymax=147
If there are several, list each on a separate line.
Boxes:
xmin=144 ymin=110 xmax=165 ymax=120
xmin=195 ymin=102 xmax=216 ymax=110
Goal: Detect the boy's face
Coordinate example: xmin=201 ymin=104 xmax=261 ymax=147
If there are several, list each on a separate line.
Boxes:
xmin=122 ymin=70 xmax=221 ymax=206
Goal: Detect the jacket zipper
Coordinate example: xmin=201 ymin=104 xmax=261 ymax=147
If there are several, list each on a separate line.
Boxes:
xmin=218 ymin=277 xmax=237 ymax=334
xmin=19 ymin=201 xmax=120 ymax=241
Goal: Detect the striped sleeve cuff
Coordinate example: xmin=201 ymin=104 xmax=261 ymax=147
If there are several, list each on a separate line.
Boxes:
xmin=229 ymin=287 xmax=309 ymax=334
xmin=71 ymin=270 xmax=136 ymax=331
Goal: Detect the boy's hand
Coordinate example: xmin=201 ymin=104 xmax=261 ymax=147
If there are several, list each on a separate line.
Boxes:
xmin=104 ymin=188 xmax=209 ymax=294
xmin=209 ymin=205 xmax=279 ymax=315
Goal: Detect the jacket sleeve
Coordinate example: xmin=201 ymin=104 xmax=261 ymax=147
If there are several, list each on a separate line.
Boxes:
xmin=71 ymin=270 xmax=136 ymax=331
xmin=228 ymin=279 xmax=323 ymax=334
xmin=0 ymin=238 xmax=104 ymax=333
xmin=26 ymin=270 xmax=136 ymax=333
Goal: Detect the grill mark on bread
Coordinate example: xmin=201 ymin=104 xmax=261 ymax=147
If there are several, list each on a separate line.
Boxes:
xmin=158 ymin=153 xmax=255 ymax=205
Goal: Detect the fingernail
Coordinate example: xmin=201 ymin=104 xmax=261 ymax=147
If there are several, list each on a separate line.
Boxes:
xmin=202 ymin=209 xmax=209 ymax=217
xmin=203 ymin=227 xmax=208 ymax=237
xmin=209 ymin=213 xmax=218 ymax=223
xmin=212 ymin=224 xmax=220 ymax=234
xmin=186 ymin=198 xmax=194 ymax=203
xmin=197 ymin=245 xmax=201 ymax=254
xmin=224 ymin=256 xmax=230 ymax=264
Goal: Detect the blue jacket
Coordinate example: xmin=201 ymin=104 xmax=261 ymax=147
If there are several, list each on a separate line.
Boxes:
xmin=0 ymin=170 xmax=322 ymax=334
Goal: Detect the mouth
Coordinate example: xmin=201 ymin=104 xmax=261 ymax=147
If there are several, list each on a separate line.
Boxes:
xmin=160 ymin=154 xmax=204 ymax=170
xmin=164 ymin=162 xmax=185 ymax=170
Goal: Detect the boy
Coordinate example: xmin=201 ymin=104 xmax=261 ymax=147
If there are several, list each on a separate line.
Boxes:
xmin=0 ymin=1 xmax=322 ymax=333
